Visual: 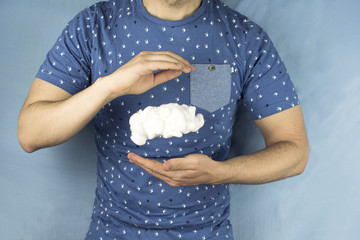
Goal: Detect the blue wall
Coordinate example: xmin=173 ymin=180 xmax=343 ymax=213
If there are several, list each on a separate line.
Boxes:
xmin=1 ymin=0 xmax=359 ymax=239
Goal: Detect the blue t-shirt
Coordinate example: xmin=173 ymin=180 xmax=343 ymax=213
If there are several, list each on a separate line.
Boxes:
xmin=36 ymin=0 xmax=299 ymax=239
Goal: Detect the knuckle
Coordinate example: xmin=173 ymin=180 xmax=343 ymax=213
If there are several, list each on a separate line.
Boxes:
xmin=193 ymin=159 xmax=200 ymax=168
xmin=188 ymin=157 xmax=199 ymax=169
xmin=175 ymin=162 xmax=183 ymax=170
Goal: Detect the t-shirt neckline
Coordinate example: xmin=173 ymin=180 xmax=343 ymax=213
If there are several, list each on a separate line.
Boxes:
xmin=135 ymin=0 xmax=206 ymax=27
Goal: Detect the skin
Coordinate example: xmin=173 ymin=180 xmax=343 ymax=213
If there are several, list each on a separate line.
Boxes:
xmin=18 ymin=0 xmax=309 ymax=185
xmin=18 ymin=51 xmax=195 ymax=151
xmin=128 ymin=105 xmax=309 ymax=185
xmin=142 ymin=0 xmax=202 ymax=21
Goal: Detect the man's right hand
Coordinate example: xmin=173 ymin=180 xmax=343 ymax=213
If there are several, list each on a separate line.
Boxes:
xmin=18 ymin=51 xmax=193 ymax=152
xmin=101 ymin=51 xmax=195 ymax=101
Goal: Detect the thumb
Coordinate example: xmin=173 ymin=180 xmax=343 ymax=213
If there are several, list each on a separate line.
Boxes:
xmin=163 ymin=158 xmax=184 ymax=171
xmin=163 ymin=157 xmax=194 ymax=171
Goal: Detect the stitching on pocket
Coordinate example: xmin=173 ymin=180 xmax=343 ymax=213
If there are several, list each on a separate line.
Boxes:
xmin=190 ymin=64 xmax=231 ymax=112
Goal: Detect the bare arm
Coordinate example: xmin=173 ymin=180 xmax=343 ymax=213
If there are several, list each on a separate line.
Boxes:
xmin=18 ymin=51 xmax=195 ymax=153
xmin=222 ymin=105 xmax=309 ymax=184
xmin=17 ymin=77 xmax=110 ymax=153
xmin=219 ymin=105 xmax=309 ymax=184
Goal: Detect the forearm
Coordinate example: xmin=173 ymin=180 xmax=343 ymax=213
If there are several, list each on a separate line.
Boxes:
xmin=18 ymin=78 xmax=113 ymax=152
xmin=222 ymin=140 xmax=309 ymax=184
xmin=18 ymin=52 xmax=194 ymax=153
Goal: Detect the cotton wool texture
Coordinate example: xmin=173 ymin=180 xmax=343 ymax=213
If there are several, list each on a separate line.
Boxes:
xmin=129 ymin=103 xmax=205 ymax=146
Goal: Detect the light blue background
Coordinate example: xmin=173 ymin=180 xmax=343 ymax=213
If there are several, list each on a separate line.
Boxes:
xmin=1 ymin=0 xmax=359 ymax=239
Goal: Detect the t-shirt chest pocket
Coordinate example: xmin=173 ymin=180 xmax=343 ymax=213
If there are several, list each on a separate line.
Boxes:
xmin=190 ymin=64 xmax=231 ymax=112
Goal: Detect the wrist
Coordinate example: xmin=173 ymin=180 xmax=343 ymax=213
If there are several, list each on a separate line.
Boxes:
xmin=95 ymin=75 xmax=126 ymax=102
xmin=213 ymin=159 xmax=237 ymax=185
xmin=217 ymin=159 xmax=237 ymax=184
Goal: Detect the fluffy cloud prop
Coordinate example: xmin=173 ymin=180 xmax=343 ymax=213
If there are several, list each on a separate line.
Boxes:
xmin=129 ymin=103 xmax=205 ymax=146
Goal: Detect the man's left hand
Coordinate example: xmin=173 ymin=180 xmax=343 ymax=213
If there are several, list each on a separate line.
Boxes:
xmin=127 ymin=152 xmax=228 ymax=187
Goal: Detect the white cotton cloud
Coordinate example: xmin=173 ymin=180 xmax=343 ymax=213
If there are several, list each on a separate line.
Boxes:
xmin=129 ymin=103 xmax=205 ymax=146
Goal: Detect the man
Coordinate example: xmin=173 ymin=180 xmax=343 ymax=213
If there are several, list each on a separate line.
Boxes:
xmin=18 ymin=0 xmax=309 ymax=239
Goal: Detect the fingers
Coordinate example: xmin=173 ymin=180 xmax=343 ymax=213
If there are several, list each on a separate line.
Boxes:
xmin=127 ymin=153 xmax=195 ymax=186
xmin=128 ymin=152 xmax=221 ymax=187
xmin=142 ymin=51 xmax=193 ymax=68
xmin=153 ymin=70 xmax=183 ymax=86
xmin=143 ymin=60 xmax=192 ymax=73
xmin=110 ymin=51 xmax=195 ymax=96
xmin=137 ymin=51 xmax=195 ymax=73
xmin=127 ymin=152 xmax=169 ymax=178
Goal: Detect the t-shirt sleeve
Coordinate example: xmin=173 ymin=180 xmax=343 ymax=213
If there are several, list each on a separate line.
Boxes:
xmin=241 ymin=24 xmax=300 ymax=120
xmin=35 ymin=8 xmax=93 ymax=95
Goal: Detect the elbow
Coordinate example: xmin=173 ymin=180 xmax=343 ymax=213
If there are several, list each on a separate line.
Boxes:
xmin=289 ymin=157 xmax=308 ymax=178
xmin=17 ymin=126 xmax=36 ymax=153
xmin=22 ymin=147 xmax=35 ymax=154
xmin=295 ymin=162 xmax=307 ymax=176
xmin=22 ymin=145 xmax=36 ymax=154
xmin=295 ymin=139 xmax=310 ymax=175
xmin=18 ymin=134 xmax=35 ymax=153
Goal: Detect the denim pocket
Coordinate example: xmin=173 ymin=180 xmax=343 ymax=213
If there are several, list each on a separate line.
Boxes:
xmin=190 ymin=64 xmax=231 ymax=112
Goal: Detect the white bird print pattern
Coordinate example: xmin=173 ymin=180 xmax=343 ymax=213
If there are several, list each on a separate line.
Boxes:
xmin=35 ymin=0 xmax=300 ymax=239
